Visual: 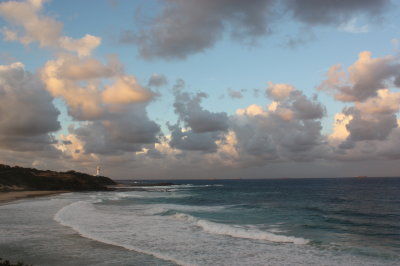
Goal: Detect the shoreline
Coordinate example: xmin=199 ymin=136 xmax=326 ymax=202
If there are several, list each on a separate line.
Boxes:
xmin=0 ymin=190 xmax=69 ymax=204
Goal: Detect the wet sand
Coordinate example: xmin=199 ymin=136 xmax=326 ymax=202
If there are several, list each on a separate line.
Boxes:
xmin=0 ymin=191 xmax=68 ymax=204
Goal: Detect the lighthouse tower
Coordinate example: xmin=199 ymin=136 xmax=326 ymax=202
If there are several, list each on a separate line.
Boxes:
xmin=96 ymin=165 xmax=100 ymax=176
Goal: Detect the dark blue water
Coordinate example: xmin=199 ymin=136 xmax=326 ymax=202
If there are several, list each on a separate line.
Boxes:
xmin=123 ymin=177 xmax=400 ymax=260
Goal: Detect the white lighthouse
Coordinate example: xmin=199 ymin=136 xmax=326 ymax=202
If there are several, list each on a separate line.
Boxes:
xmin=96 ymin=165 xmax=100 ymax=176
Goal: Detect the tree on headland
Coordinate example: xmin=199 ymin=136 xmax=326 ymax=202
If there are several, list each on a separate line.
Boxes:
xmin=0 ymin=164 xmax=116 ymax=191
xmin=0 ymin=258 xmax=32 ymax=266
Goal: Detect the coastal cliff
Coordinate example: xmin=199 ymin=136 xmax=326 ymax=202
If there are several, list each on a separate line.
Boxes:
xmin=0 ymin=164 xmax=116 ymax=191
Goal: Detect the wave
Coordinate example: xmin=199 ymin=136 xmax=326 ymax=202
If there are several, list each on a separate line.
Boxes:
xmin=172 ymin=213 xmax=309 ymax=244
xmin=54 ymin=201 xmax=190 ymax=266
xmin=141 ymin=203 xmax=232 ymax=216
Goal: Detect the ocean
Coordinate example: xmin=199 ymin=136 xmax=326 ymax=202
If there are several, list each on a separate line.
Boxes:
xmin=1 ymin=177 xmax=399 ymax=265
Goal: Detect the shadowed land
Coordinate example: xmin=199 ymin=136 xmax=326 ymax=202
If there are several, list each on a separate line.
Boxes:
xmin=0 ymin=164 xmax=117 ymax=204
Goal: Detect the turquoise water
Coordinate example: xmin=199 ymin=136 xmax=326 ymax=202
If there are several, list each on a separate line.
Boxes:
xmin=1 ymin=178 xmax=399 ymax=265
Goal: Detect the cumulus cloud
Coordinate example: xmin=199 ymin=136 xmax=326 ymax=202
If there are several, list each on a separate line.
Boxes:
xmin=213 ymin=83 xmax=327 ymax=167
xmin=41 ymin=53 xmax=154 ymax=120
xmin=321 ymin=52 xmax=400 ymax=155
xmin=167 ymin=85 xmax=229 ymax=153
xmin=102 ymin=76 xmax=154 ymax=104
xmin=59 ymin=34 xmax=102 ymax=57
xmin=354 ymin=89 xmax=400 ymax=114
xmin=173 ymin=88 xmax=229 ymax=133
xmin=266 ymin=82 xmax=295 ymax=101
xmin=0 ymin=0 xmax=162 ymax=172
xmin=0 ymin=0 xmax=62 ymax=47
xmin=121 ymin=0 xmax=390 ymax=60
xmin=318 ymin=51 xmax=400 ymax=102
xmin=121 ymin=0 xmax=276 ymax=59
xmin=0 ymin=0 xmax=100 ymax=56
xmin=40 ymin=53 xmax=160 ymax=157
xmin=344 ymin=107 xmax=397 ymax=142
xmin=0 ymin=62 xmax=60 ymax=151
xmin=69 ymin=109 xmax=160 ymax=156
xmin=168 ymin=124 xmax=221 ymax=153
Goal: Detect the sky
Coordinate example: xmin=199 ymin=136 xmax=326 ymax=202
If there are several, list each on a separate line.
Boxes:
xmin=0 ymin=0 xmax=400 ymax=179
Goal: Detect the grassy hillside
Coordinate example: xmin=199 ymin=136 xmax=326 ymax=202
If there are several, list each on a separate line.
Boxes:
xmin=0 ymin=164 xmax=116 ymax=191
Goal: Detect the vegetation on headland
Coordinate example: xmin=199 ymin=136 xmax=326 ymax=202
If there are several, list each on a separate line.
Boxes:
xmin=0 ymin=164 xmax=116 ymax=191
xmin=0 ymin=258 xmax=32 ymax=266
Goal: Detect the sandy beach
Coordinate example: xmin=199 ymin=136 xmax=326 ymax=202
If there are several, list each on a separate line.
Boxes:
xmin=0 ymin=191 xmax=68 ymax=204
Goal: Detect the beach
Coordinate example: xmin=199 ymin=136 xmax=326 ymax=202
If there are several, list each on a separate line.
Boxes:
xmin=0 ymin=191 xmax=68 ymax=204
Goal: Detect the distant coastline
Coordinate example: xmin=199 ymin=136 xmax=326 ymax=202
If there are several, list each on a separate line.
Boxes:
xmin=0 ymin=164 xmax=178 ymax=204
xmin=0 ymin=164 xmax=117 ymax=203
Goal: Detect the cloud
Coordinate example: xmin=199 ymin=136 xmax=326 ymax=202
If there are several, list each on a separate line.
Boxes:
xmin=338 ymin=18 xmax=369 ymax=33
xmin=102 ymin=76 xmax=154 ymax=104
xmin=266 ymin=82 xmax=295 ymax=101
xmin=318 ymin=51 xmax=400 ymax=102
xmin=378 ymin=127 xmax=400 ymax=159
xmin=344 ymin=107 xmax=398 ymax=142
xmin=41 ymin=53 xmax=154 ymax=120
xmin=354 ymin=89 xmax=400 ymax=115
xmin=121 ymin=0 xmax=276 ymax=60
xmin=0 ymin=0 xmax=100 ymax=56
xmin=168 ymin=124 xmax=221 ymax=153
xmin=59 ymin=34 xmax=102 ymax=57
xmin=69 ymin=108 xmax=160 ymax=156
xmin=215 ymin=84 xmax=327 ymax=167
xmin=328 ymin=113 xmax=352 ymax=142
xmin=0 ymin=0 xmax=62 ymax=47
xmin=121 ymin=0 xmax=390 ymax=60
xmin=166 ymin=85 xmax=229 ymax=153
xmin=227 ymin=88 xmax=244 ymax=99
xmin=41 ymin=56 xmax=104 ymax=120
xmin=56 ymin=55 xmax=117 ymax=80
xmin=148 ymin=73 xmax=168 ymax=87
xmin=320 ymin=52 xmax=400 ymax=152
xmin=173 ymin=88 xmax=229 ymax=133
xmin=0 ymin=62 xmax=60 ymax=151
xmin=288 ymin=0 xmax=390 ymax=26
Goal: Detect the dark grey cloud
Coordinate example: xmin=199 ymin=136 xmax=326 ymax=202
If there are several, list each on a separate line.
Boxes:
xmin=228 ymin=87 xmax=326 ymax=166
xmin=0 ymin=134 xmax=58 ymax=152
xmin=166 ymin=85 xmax=229 ymax=153
xmin=378 ymin=128 xmax=400 ymax=159
xmin=290 ymin=92 xmax=326 ymax=120
xmin=344 ymin=107 xmax=398 ymax=142
xmin=0 ymin=63 xmax=61 ymax=152
xmin=121 ymin=0 xmax=390 ymax=60
xmin=168 ymin=124 xmax=221 ymax=153
xmin=72 ymin=105 xmax=160 ymax=155
xmin=173 ymin=88 xmax=229 ymax=133
xmin=121 ymin=0 xmax=275 ymax=60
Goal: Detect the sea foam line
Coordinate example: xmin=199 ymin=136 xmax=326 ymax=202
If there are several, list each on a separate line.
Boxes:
xmin=53 ymin=201 xmax=191 ymax=266
xmin=172 ymin=213 xmax=309 ymax=245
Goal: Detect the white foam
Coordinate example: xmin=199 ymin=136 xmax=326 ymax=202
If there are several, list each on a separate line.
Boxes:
xmin=54 ymin=201 xmax=190 ymax=266
xmin=172 ymin=213 xmax=309 ymax=244
xmin=51 ymin=196 xmax=392 ymax=266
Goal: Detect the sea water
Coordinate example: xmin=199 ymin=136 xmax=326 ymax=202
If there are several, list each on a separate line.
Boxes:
xmin=1 ymin=178 xmax=399 ymax=265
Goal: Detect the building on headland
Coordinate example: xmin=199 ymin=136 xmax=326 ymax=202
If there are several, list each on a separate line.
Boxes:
xmin=96 ymin=165 xmax=100 ymax=176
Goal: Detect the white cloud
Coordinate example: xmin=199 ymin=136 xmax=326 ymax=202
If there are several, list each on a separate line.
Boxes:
xmin=0 ymin=0 xmax=100 ymax=56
